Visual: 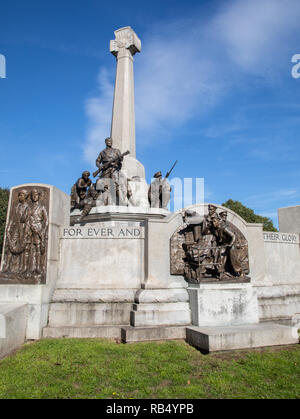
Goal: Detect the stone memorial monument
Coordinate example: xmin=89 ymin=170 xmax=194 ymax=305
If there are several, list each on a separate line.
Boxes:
xmin=0 ymin=27 xmax=299 ymax=358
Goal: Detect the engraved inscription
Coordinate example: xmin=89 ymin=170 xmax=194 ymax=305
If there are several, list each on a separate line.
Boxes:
xmin=61 ymin=226 xmax=144 ymax=239
xmin=263 ymin=232 xmax=299 ymax=244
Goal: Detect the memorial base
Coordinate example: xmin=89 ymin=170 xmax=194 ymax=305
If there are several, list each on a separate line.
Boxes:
xmin=130 ymin=302 xmax=191 ymax=327
xmin=186 ymin=323 xmax=299 ymax=353
xmin=43 ymin=325 xmax=124 ymax=339
xmin=121 ymin=325 xmax=187 ymax=343
xmin=0 ymin=303 xmax=28 ymax=359
xmin=188 ymin=281 xmax=259 ymax=327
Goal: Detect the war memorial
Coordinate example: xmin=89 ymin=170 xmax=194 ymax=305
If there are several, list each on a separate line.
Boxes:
xmin=0 ymin=27 xmax=299 ymax=358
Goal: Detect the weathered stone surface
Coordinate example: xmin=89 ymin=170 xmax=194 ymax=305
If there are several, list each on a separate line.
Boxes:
xmin=130 ymin=302 xmax=191 ymax=327
xmin=135 ymin=288 xmax=189 ymax=304
xmin=186 ymin=323 xmax=299 ymax=352
xmin=52 ymin=288 xmax=136 ymax=303
xmin=121 ymin=325 xmax=186 ymax=342
xmin=257 ymin=285 xmax=300 ymax=325
xmin=47 ymin=302 xmax=132 ymax=327
xmin=43 ymin=325 xmax=122 ymax=339
xmin=0 ymin=303 xmax=27 ymax=359
xmin=57 ymin=221 xmax=145 ymax=289
xmin=278 ymin=206 xmax=300 ymax=233
xmin=188 ymin=282 xmax=259 ymax=327
xmin=263 ymin=235 xmax=300 ymax=286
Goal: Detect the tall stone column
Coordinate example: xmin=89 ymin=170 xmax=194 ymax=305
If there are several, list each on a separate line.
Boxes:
xmin=110 ymin=27 xmax=145 ymax=180
xmin=110 ymin=26 xmax=140 ymax=157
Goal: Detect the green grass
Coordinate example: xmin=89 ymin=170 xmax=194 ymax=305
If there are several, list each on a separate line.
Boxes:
xmin=0 ymin=339 xmax=299 ymax=399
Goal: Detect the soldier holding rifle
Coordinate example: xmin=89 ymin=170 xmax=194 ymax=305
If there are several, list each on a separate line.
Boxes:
xmin=148 ymin=161 xmax=177 ymax=210
xmin=94 ymin=137 xmax=130 ymax=205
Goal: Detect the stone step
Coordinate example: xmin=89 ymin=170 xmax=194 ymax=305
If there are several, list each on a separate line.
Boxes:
xmin=130 ymin=302 xmax=191 ymax=327
xmin=186 ymin=323 xmax=299 ymax=353
xmin=43 ymin=325 xmax=124 ymax=339
xmin=48 ymin=302 xmax=132 ymax=327
xmin=132 ymin=302 xmax=190 ymax=311
xmin=121 ymin=326 xmax=187 ymax=343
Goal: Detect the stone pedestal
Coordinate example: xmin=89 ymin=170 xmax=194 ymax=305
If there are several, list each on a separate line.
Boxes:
xmin=0 ymin=184 xmax=70 ymax=339
xmin=187 ymin=282 xmax=260 ymax=327
xmin=0 ymin=303 xmax=27 ymax=359
xmin=43 ymin=210 xmax=192 ymax=340
xmin=186 ymin=323 xmax=298 ymax=353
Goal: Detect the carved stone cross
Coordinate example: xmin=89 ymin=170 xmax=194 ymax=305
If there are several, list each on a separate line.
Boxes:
xmin=110 ymin=26 xmax=141 ymax=58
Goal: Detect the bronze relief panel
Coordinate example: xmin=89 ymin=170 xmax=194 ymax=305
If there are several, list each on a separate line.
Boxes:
xmin=170 ymin=207 xmax=250 ymax=283
xmin=0 ymin=186 xmax=50 ymax=284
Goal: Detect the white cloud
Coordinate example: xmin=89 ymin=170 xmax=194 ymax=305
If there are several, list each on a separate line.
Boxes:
xmin=83 ymin=68 xmax=114 ymax=164
xmin=211 ymin=0 xmax=300 ymax=76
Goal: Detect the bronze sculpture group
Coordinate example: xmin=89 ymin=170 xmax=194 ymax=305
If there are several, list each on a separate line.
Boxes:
xmin=1 ymin=188 xmax=49 ymax=282
xmin=171 ymin=205 xmax=249 ymax=282
xmin=69 ymin=137 xmax=250 ymax=283
xmin=71 ymin=137 xmax=173 ymax=220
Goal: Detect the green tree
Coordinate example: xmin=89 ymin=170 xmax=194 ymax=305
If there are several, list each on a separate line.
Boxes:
xmin=221 ymin=199 xmax=278 ymax=232
xmin=0 ymin=187 xmax=10 ymax=258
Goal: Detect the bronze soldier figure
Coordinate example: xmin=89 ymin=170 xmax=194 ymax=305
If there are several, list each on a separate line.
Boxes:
xmin=76 ymin=184 xmax=100 ymax=222
xmin=3 ymin=189 xmax=31 ymax=273
xmin=95 ymin=137 xmax=128 ymax=205
xmin=29 ymin=189 xmax=48 ymax=275
xmin=148 ymin=171 xmax=172 ymax=210
xmin=71 ymin=171 xmax=92 ymax=211
xmin=211 ymin=216 xmax=236 ymax=280
xmin=219 ymin=210 xmax=228 ymax=224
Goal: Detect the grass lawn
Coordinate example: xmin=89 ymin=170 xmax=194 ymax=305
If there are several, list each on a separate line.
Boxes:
xmin=0 ymin=338 xmax=299 ymax=399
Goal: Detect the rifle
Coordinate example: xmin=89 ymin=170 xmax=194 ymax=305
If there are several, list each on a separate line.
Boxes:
xmin=93 ymin=150 xmax=130 ymax=178
xmin=164 ymin=160 xmax=177 ymax=179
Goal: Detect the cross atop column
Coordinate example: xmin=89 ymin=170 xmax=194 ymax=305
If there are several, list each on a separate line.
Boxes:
xmin=110 ymin=26 xmax=141 ymax=58
xmin=109 ymin=27 xmax=141 ymax=159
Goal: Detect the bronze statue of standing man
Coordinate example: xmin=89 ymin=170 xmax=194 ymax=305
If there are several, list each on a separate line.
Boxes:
xmin=29 ymin=189 xmax=48 ymax=275
xmin=148 ymin=171 xmax=172 ymax=210
xmin=95 ymin=137 xmax=129 ymax=205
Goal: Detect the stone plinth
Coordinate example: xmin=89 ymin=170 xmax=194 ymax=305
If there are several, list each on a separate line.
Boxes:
xmin=57 ymin=221 xmax=145 ymax=289
xmin=0 ymin=184 xmax=70 ymax=339
xmin=43 ymin=325 xmax=123 ymax=339
xmin=70 ymin=206 xmax=169 ymax=225
xmin=121 ymin=325 xmax=187 ymax=343
xmin=0 ymin=303 xmax=28 ymax=359
xmin=130 ymin=302 xmax=191 ymax=327
xmin=188 ymin=282 xmax=259 ymax=327
xmin=186 ymin=323 xmax=298 ymax=353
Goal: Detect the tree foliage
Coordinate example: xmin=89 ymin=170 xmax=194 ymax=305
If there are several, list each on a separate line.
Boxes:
xmin=221 ymin=199 xmax=278 ymax=232
xmin=0 ymin=187 xmax=10 ymax=258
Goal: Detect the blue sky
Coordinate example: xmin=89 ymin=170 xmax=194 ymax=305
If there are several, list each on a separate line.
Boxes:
xmin=1 ymin=0 xmax=300 ymax=227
